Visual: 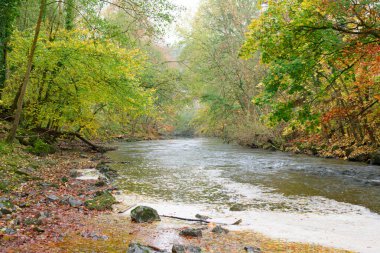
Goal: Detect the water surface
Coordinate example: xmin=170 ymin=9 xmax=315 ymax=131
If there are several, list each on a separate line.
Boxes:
xmin=108 ymin=138 xmax=380 ymax=252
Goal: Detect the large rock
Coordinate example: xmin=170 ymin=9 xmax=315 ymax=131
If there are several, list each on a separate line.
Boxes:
xmin=130 ymin=206 xmax=160 ymax=223
xmin=179 ymin=228 xmax=202 ymax=238
xmin=127 ymin=242 xmax=165 ymax=253
xmin=172 ymin=244 xmax=202 ymax=253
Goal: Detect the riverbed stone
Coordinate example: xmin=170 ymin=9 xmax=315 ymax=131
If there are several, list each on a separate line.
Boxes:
xmin=244 ymin=246 xmax=261 ymax=253
xmin=172 ymin=244 xmax=202 ymax=253
xmin=179 ymin=228 xmax=202 ymax=238
xmin=211 ymin=225 xmax=229 ymax=234
xmin=130 ymin=206 xmax=161 ymax=223
xmin=127 ymin=242 xmax=165 ymax=253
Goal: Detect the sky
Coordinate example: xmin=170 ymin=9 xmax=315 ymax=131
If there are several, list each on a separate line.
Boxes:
xmin=162 ymin=0 xmax=201 ymax=45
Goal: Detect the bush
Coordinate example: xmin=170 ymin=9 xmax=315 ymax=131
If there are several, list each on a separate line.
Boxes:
xmin=27 ymin=139 xmax=55 ymax=156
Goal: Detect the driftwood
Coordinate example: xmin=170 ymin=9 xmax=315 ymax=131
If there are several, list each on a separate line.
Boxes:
xmin=24 ymin=128 xmax=116 ymax=153
xmin=161 ymin=215 xmax=234 ymax=225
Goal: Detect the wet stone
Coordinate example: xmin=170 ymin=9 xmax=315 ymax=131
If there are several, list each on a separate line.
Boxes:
xmin=211 ymin=225 xmax=229 ymax=234
xmin=195 ymin=214 xmax=210 ymax=220
xmin=172 ymin=244 xmax=202 ymax=253
xmin=179 ymin=228 xmax=202 ymax=238
xmin=244 ymin=246 xmax=262 ymax=253
xmin=130 ymin=206 xmax=160 ymax=223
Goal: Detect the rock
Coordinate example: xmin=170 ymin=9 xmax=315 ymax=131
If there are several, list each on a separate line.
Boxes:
xmin=130 ymin=206 xmax=161 ymax=223
xmin=68 ymin=197 xmax=83 ymax=207
xmin=127 ymin=242 xmax=165 ymax=253
xmin=96 ymin=162 xmax=118 ymax=180
xmin=244 ymin=246 xmax=261 ymax=253
xmin=179 ymin=228 xmax=202 ymax=238
xmin=19 ymin=202 xmax=29 ymax=208
xmin=3 ymin=228 xmax=16 ymax=235
xmin=370 ymin=151 xmax=380 ymax=165
xmin=46 ymin=194 xmax=60 ymax=202
xmin=95 ymin=180 xmax=107 ymax=187
xmin=85 ymin=191 xmax=116 ymax=211
xmin=81 ymin=231 xmax=108 ymax=241
xmin=0 ymin=199 xmax=15 ymax=214
xmin=172 ymin=244 xmax=202 ymax=253
xmin=37 ymin=211 xmax=52 ymax=219
xmin=33 ymin=227 xmax=45 ymax=233
xmin=195 ymin=214 xmax=210 ymax=220
xmin=232 ymin=219 xmax=242 ymax=225
xmin=211 ymin=225 xmax=229 ymax=234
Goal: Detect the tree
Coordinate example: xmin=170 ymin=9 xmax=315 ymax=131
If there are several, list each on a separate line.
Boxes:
xmin=6 ymin=0 xmax=45 ymax=143
xmin=0 ymin=0 xmax=21 ymax=99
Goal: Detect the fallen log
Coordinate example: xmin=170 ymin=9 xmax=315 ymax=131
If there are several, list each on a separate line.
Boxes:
xmin=25 ymin=128 xmax=116 ymax=153
xmin=161 ymin=215 xmax=230 ymax=225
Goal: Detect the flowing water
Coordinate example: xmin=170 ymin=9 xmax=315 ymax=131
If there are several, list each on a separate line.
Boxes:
xmin=107 ymin=138 xmax=380 ymax=252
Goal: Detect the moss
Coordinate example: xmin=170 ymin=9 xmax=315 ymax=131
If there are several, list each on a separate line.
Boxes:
xmin=85 ymin=191 xmax=116 ymax=211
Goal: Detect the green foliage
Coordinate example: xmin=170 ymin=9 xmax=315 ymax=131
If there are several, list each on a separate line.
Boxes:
xmin=242 ymin=0 xmax=380 ymax=145
xmin=0 ymin=141 xmax=13 ymax=155
xmin=27 ymin=138 xmax=55 ymax=156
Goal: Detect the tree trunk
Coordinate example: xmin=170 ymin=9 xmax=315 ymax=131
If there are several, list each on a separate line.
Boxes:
xmin=6 ymin=0 xmax=46 ymax=143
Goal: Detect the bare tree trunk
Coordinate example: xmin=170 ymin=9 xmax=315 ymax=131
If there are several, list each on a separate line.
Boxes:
xmin=6 ymin=0 xmax=46 ymax=143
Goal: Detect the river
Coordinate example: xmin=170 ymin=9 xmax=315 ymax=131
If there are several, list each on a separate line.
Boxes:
xmin=107 ymin=138 xmax=380 ymax=253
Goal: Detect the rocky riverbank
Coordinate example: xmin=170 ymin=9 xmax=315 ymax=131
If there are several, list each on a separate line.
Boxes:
xmin=1 ymin=141 xmax=353 ymax=252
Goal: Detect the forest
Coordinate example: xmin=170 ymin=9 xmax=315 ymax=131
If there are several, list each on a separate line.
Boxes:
xmin=0 ymin=0 xmax=379 ymax=252
xmin=1 ymin=0 xmax=379 ymax=161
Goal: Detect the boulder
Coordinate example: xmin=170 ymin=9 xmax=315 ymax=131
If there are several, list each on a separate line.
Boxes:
xmin=127 ymin=242 xmax=165 ymax=253
xmin=130 ymin=206 xmax=161 ymax=223
xmin=211 ymin=225 xmax=229 ymax=234
xmin=179 ymin=228 xmax=202 ymax=238
xmin=172 ymin=244 xmax=202 ymax=253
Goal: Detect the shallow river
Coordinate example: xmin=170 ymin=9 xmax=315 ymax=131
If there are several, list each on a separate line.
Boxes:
xmin=108 ymin=138 xmax=380 ymax=253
